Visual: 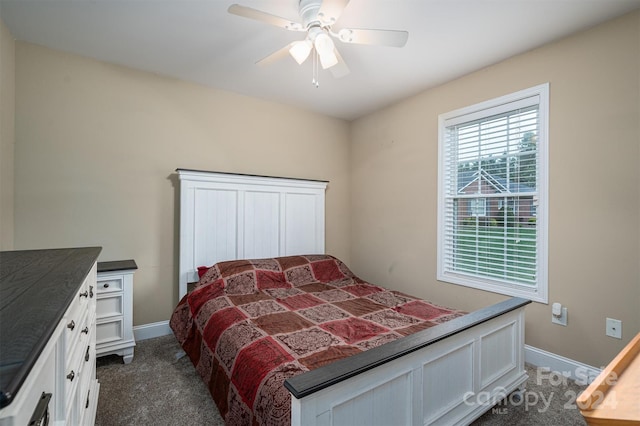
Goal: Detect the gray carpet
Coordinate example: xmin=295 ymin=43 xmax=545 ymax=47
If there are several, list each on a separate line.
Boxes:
xmin=96 ymin=335 xmax=587 ymax=425
xmin=95 ymin=335 xmax=223 ymax=426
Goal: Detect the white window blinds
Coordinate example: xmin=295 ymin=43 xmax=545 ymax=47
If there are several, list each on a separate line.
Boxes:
xmin=438 ymin=84 xmax=548 ymax=302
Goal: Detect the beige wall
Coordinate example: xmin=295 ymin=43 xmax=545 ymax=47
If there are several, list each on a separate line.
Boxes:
xmin=13 ymin=43 xmax=351 ymax=326
xmin=0 ymin=18 xmax=15 ymax=250
xmin=350 ymin=11 xmax=640 ymax=368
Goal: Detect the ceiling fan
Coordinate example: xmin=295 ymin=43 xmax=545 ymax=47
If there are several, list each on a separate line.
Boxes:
xmin=228 ymin=0 xmax=408 ymax=84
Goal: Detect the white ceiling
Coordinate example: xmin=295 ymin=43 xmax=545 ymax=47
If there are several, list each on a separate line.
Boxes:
xmin=1 ymin=0 xmax=639 ymax=121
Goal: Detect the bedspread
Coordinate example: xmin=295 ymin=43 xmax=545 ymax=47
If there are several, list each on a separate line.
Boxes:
xmin=170 ymin=255 xmax=464 ymax=425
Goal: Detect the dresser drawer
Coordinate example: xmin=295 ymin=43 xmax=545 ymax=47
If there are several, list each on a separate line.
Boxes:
xmin=97 ymin=276 xmax=123 ymax=293
xmin=96 ymin=319 xmax=124 ymax=345
xmin=97 ymin=294 xmax=123 ymax=318
xmin=65 ymin=340 xmax=95 ymax=424
xmin=64 ymin=276 xmax=93 ymax=333
xmin=65 ymin=308 xmax=90 ymax=362
xmin=64 ymin=336 xmax=87 ymax=419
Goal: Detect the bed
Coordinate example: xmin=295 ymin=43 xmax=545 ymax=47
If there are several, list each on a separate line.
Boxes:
xmin=172 ymin=169 xmax=531 ymax=426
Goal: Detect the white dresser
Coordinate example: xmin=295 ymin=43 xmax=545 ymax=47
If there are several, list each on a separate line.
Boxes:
xmin=0 ymin=247 xmax=101 ymax=426
xmin=96 ymin=260 xmax=136 ymax=364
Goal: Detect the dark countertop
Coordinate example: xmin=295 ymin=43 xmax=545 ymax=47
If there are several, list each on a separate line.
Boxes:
xmin=0 ymin=247 xmax=102 ymax=409
xmin=97 ymin=259 xmax=137 ymax=273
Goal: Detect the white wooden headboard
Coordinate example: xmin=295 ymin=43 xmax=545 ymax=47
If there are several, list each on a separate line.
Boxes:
xmin=177 ymin=169 xmax=328 ymax=298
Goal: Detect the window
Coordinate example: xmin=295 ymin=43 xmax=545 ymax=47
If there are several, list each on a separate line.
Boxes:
xmin=437 ymin=84 xmax=548 ymax=303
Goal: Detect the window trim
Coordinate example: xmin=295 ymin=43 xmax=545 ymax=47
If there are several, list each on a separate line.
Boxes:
xmin=437 ymin=83 xmax=549 ymax=303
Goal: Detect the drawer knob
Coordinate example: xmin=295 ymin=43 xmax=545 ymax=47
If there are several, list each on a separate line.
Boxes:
xmin=89 ymin=285 xmax=94 ymax=298
xmin=67 ymin=320 xmax=75 ymax=330
xmin=81 ymin=326 xmax=89 ymax=334
xmin=79 ymin=291 xmax=89 ymax=298
xmin=103 ymin=283 xmax=109 ymax=288
xmin=67 ymin=370 xmax=75 ymax=381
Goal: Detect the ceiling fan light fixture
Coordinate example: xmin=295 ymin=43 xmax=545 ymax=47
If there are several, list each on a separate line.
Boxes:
xmin=289 ymin=39 xmax=313 ymax=64
xmin=314 ymin=32 xmax=338 ymax=69
xmin=318 ymin=49 xmax=338 ymax=69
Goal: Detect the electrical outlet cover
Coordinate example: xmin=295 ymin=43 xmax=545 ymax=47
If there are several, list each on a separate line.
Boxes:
xmin=606 ymin=318 xmax=622 ymax=339
xmin=552 ymin=307 xmax=567 ymax=326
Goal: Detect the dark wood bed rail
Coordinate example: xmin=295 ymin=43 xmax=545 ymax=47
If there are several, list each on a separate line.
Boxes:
xmin=284 ymin=297 xmax=531 ymax=399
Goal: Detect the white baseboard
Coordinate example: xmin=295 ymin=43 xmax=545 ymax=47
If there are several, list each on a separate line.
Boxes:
xmin=525 ymin=344 xmax=601 ymax=385
xmin=133 ymin=320 xmax=172 ymax=341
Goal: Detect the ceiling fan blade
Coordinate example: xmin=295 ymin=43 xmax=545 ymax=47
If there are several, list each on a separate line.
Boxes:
xmin=329 ymin=49 xmax=350 ymax=79
xmin=256 ymin=43 xmax=296 ymax=67
xmin=228 ymin=4 xmax=304 ymax=31
xmin=337 ymin=28 xmax=408 ymax=47
xmin=317 ymin=0 xmax=350 ymax=25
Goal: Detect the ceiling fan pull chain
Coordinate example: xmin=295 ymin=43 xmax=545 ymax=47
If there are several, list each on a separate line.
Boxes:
xmin=312 ymin=49 xmax=319 ymax=88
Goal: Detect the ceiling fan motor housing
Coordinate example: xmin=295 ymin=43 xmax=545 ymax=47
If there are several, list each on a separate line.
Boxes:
xmin=299 ymin=0 xmax=327 ymax=30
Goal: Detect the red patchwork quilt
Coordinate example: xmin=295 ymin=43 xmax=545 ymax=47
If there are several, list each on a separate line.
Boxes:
xmin=170 ymin=255 xmax=464 ymax=425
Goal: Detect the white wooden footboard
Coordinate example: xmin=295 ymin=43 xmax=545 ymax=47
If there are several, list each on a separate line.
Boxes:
xmin=285 ymin=298 xmax=530 ymax=426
